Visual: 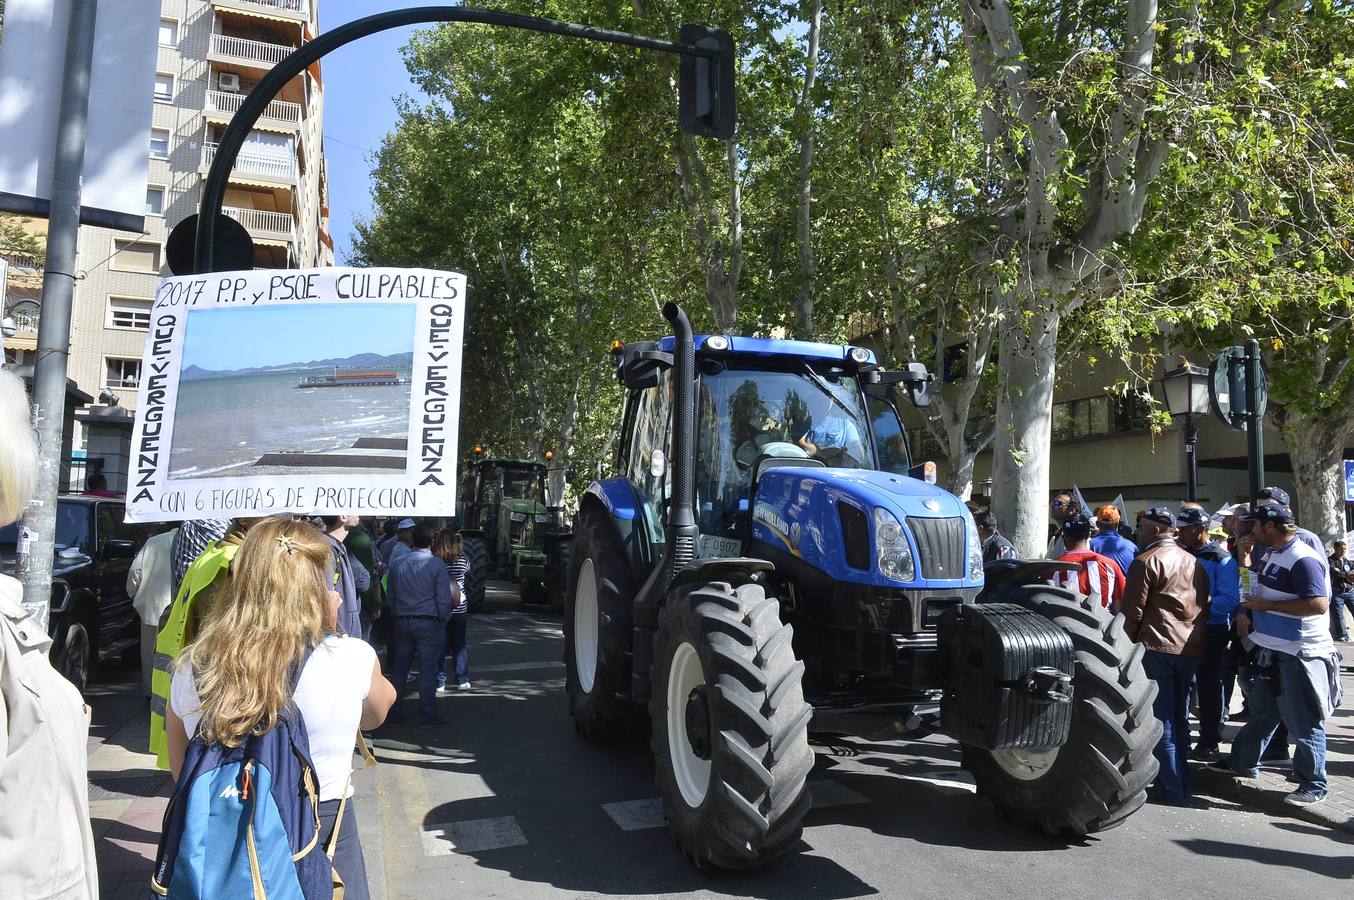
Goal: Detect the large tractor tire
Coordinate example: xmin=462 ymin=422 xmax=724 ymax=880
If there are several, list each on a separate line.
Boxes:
xmin=651 ymin=580 xmax=814 ymax=869
xmin=564 ymin=508 xmax=645 ymax=741
xmin=962 ymin=585 xmax=1161 ymax=836
xmin=461 ymin=536 xmax=488 ymax=613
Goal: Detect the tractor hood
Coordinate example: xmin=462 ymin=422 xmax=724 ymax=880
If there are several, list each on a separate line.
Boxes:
xmin=751 ymin=466 xmax=983 ymax=590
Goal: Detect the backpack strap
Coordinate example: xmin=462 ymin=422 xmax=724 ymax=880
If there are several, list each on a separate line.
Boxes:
xmin=325 ymin=731 xmax=377 ymax=861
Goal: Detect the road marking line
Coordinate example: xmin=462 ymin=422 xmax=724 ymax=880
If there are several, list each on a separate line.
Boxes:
xmin=421 ymin=816 xmax=528 ymax=855
xmin=896 ymin=770 xmax=977 ymax=793
xmin=472 ymin=660 xmax=565 ymax=674
xmin=808 ymin=779 xmax=871 ymax=808
xmin=602 ymin=798 xmax=666 ymax=831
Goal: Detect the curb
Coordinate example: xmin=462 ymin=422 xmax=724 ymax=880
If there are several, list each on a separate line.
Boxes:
xmin=1192 ymin=767 xmax=1354 ymax=835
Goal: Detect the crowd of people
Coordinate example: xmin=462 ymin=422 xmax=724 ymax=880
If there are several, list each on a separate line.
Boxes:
xmin=979 ymin=487 xmax=1346 ymax=808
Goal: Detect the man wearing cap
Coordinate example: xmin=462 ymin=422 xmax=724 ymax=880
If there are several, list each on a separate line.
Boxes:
xmin=1122 ymin=506 xmax=1212 ymax=804
xmin=1175 ymin=507 xmax=1241 ymax=761
xmin=1091 ymin=505 xmax=1137 ymax=576
xmin=1208 ymin=504 xmax=1342 ymax=806
xmin=1045 ymin=490 xmax=1078 ymax=560
xmin=383 ymin=518 xmax=416 ymax=570
xmin=1329 ymin=541 xmax=1352 ymax=641
xmin=1048 ymin=513 xmax=1125 ymax=610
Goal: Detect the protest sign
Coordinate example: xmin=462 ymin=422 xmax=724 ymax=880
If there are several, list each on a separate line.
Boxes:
xmin=125 ymin=267 xmax=466 ymax=523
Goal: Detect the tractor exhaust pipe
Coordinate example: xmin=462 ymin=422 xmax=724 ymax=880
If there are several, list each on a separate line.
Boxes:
xmin=630 ymin=303 xmax=701 ymax=700
xmin=661 ymin=302 xmax=699 ymax=571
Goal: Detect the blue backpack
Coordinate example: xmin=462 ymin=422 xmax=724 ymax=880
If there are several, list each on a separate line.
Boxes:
xmin=150 ymin=650 xmax=333 ymax=899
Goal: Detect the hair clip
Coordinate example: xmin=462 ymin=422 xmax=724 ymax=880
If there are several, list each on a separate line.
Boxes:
xmin=276 ymin=535 xmax=297 ymax=555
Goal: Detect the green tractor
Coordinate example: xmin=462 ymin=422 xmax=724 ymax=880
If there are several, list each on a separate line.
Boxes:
xmin=457 ymin=455 xmax=572 ymax=611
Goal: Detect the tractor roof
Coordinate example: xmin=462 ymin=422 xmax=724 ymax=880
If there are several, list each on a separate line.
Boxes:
xmin=654 ymin=335 xmax=877 ymax=366
xmin=475 ymin=459 xmax=545 ymax=470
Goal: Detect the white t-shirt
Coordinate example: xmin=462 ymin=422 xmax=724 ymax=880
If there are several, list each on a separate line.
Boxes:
xmin=171 ymin=635 xmax=377 ymax=800
xmin=1251 ymin=537 xmax=1335 ymax=658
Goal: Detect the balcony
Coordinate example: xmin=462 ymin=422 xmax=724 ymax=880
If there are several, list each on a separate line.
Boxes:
xmin=4 ymin=306 xmax=40 ymax=334
xmin=223 ymin=206 xmax=295 ymax=244
xmin=204 ymin=89 xmax=302 ymax=132
xmin=208 ymin=33 xmax=296 ymax=71
xmin=201 ymin=142 xmax=297 ymax=185
xmin=212 ymin=0 xmax=309 ymax=23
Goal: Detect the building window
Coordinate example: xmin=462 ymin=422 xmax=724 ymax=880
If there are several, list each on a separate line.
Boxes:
xmin=154 ymin=73 xmax=174 ymax=103
xmin=158 ymin=18 xmax=178 ymax=46
xmin=149 ymin=128 xmax=170 ymax=158
xmin=105 ymin=358 xmax=142 ymax=389
xmin=1053 ymin=393 xmax=1152 ymax=442
xmin=145 ymin=185 xmax=166 ymax=216
xmin=107 ymin=297 xmax=152 ymax=331
xmin=110 ymin=239 xmax=161 ymax=274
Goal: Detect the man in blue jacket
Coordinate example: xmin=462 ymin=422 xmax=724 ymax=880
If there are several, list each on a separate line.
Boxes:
xmin=1091 ymin=505 xmax=1137 ymax=575
xmin=1175 ymin=506 xmax=1240 ymax=760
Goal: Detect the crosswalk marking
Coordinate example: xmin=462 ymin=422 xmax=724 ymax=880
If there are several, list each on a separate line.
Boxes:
xmin=808 ymin=779 xmax=871 ymax=808
xmin=602 ymin=798 xmax=666 ymax=831
xmin=421 ymin=816 xmax=528 ymax=855
xmin=473 ymin=660 xmax=565 ymax=674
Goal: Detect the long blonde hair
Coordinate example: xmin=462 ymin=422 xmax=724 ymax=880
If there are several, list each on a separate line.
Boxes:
xmin=0 ymin=370 xmax=38 ymax=527
xmin=184 ymin=516 xmax=332 ymax=747
xmin=431 ymin=528 xmax=461 ymax=565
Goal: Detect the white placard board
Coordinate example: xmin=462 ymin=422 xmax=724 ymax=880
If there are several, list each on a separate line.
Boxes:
xmin=125 ymin=267 xmax=466 ymax=523
xmin=0 ymin=0 xmax=160 ymax=229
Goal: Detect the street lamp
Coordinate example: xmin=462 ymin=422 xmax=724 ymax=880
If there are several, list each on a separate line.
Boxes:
xmin=1159 ymin=363 xmax=1211 ymax=501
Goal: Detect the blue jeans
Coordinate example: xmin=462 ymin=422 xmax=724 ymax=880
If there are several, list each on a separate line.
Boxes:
xmin=1194 ymin=625 xmax=1233 ymax=748
xmin=446 ymin=612 xmax=469 ymax=685
xmin=1228 ymin=651 xmax=1328 ymax=796
xmin=388 ymin=617 xmax=446 ymax=722
xmin=1330 ymin=591 xmax=1354 ymax=640
xmin=1143 ymin=650 xmax=1200 ymax=803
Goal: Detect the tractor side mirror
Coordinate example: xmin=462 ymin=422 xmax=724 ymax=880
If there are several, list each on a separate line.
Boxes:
xmin=868 ymin=363 xmax=934 ymax=408
xmin=619 ymin=344 xmax=675 ymax=390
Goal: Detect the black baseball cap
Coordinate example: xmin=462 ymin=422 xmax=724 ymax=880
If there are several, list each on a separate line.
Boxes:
xmin=1257 ymin=486 xmax=1291 ymax=506
xmin=1243 ymin=504 xmax=1294 ymax=525
xmin=1062 ymin=513 xmax=1092 ymax=536
xmin=1142 ymin=506 xmax=1175 ymax=526
xmin=1175 ymin=508 xmax=1210 ymax=528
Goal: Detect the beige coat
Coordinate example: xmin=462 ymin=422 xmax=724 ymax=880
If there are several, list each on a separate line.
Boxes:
xmin=0 ymin=574 xmax=99 ymax=899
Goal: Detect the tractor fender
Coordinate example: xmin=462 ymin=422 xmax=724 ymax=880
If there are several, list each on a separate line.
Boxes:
xmin=582 ymin=480 xmax=656 ymax=583
xmin=668 ymin=557 xmax=774 ymax=592
xmin=457 ymin=527 xmax=486 ymax=540
xmin=977 ymin=559 xmax=1079 ymax=603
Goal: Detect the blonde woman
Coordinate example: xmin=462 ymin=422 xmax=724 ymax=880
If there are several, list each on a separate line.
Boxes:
xmin=164 ymin=516 xmax=396 ymax=900
xmin=0 ymin=368 xmax=99 ymax=898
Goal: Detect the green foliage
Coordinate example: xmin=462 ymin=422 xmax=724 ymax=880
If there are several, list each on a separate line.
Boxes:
xmin=0 ymin=213 xmax=45 ymax=263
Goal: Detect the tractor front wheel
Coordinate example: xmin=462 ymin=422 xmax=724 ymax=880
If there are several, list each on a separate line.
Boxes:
xmin=461 ymin=536 xmax=487 ymax=613
xmin=651 ymin=580 xmax=813 ymax=869
xmin=962 ymin=585 xmax=1161 ymax=835
xmin=564 ymin=508 xmax=645 ymax=741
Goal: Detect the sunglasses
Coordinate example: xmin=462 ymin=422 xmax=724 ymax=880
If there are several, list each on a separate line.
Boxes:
xmin=1051 ymin=499 xmax=1068 ymax=508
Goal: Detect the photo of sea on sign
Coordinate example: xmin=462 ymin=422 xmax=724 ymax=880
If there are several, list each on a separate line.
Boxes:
xmin=168 ymin=302 xmax=417 ymax=480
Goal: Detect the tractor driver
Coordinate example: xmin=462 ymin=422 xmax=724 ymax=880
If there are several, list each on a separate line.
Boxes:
xmin=795 ymin=399 xmax=866 ymax=466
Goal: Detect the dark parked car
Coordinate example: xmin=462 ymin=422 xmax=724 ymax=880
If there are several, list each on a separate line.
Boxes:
xmin=0 ymin=495 xmax=156 ymax=693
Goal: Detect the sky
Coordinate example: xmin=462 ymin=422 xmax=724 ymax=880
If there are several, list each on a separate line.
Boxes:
xmin=182 ymin=302 xmax=415 ymax=371
xmin=319 ymin=1 xmax=431 ymax=262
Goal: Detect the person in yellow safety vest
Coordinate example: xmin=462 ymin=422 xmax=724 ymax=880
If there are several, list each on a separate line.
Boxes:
xmin=148 ymin=520 xmax=254 ymax=770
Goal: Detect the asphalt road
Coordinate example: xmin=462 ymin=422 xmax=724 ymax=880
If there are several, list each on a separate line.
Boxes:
xmin=354 ymin=583 xmax=1352 ymax=900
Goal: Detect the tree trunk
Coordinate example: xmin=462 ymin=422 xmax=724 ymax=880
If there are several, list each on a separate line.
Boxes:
xmin=945 ymin=445 xmax=979 ymax=501
xmin=1283 ymin=414 xmax=1350 ymax=546
xmin=991 ymin=306 xmax=1060 ymax=557
xmin=791 ymin=0 xmax=823 ymax=339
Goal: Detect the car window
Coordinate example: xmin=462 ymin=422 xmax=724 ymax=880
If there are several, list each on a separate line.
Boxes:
xmin=55 ymin=503 xmax=93 ymax=554
xmin=95 ymin=503 xmax=130 ymax=554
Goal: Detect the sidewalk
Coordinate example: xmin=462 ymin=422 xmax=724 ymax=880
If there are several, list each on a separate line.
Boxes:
xmin=1191 ymin=648 xmax=1354 ymax=834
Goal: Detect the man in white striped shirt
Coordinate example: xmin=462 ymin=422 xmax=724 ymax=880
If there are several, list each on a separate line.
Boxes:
xmin=1209 ymin=504 xmax=1341 ymax=807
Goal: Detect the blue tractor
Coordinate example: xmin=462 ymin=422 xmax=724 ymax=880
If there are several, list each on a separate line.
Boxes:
xmin=564 ymin=304 xmax=1159 ymax=868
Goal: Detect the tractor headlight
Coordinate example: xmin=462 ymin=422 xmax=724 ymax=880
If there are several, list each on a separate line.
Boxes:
xmin=874 ymin=507 xmax=915 ymax=582
xmin=966 ymin=513 xmax=985 ymax=583
xmin=510 ymin=511 xmax=527 ymax=523
xmin=534 ymin=514 xmax=549 ymax=524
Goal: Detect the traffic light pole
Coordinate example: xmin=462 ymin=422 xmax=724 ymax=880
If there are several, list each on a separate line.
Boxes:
xmin=193 ymin=6 xmax=730 ymax=273
xmin=16 ymin=0 xmax=98 ymax=631
xmin=1245 ymin=338 xmax=1265 ymax=505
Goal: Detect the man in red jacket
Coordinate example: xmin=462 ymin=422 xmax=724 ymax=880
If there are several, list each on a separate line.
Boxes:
xmin=1048 ymin=512 xmax=1126 ymax=610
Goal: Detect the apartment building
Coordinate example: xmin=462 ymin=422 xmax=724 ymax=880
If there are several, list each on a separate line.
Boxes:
xmin=65 ymin=0 xmax=333 ymax=446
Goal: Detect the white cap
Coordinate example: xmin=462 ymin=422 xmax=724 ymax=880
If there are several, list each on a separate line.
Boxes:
xmin=397 ymin=518 xmax=416 ymax=530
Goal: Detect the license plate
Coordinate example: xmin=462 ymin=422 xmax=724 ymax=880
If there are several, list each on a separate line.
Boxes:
xmin=698 ymin=534 xmax=743 ymax=559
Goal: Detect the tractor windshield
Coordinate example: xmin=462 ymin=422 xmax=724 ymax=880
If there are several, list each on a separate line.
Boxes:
xmin=501 ymin=467 xmax=544 ymax=503
xmin=696 ymin=364 xmax=875 ymax=540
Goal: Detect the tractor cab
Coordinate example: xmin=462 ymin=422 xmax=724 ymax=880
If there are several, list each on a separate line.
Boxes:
xmin=460 ymin=458 xmax=551 ymax=577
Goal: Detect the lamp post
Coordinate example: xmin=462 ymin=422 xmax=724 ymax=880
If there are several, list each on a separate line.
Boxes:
xmin=1159 ymin=363 xmax=1212 ymax=501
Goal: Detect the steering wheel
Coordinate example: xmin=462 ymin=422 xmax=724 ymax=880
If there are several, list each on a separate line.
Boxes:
xmin=735 ymin=438 xmax=809 ymax=471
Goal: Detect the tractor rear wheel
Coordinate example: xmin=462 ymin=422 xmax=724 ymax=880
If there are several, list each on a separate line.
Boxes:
xmin=651 ymin=580 xmax=813 ymax=869
xmin=461 ymin=536 xmax=487 ymax=613
xmin=962 ymin=585 xmax=1161 ymax=835
xmin=564 ymin=508 xmax=645 ymax=741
